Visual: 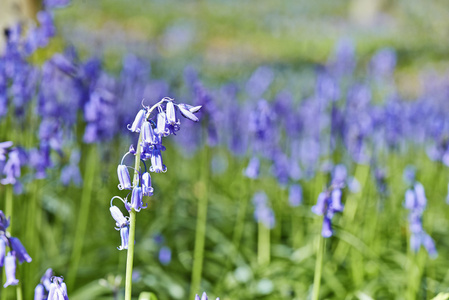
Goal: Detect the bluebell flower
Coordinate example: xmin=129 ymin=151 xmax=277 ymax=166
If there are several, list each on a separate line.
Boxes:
xmin=0 ymin=210 xmax=10 ymax=231
xmin=3 ymin=252 xmax=19 ymax=287
xmin=34 ymin=283 xmax=46 ymax=300
xmin=141 ymin=172 xmax=154 ymax=196
xmin=288 ymin=184 xmax=302 ymax=207
xmin=44 ymin=0 xmax=71 ymax=9
xmin=178 ymin=103 xmax=200 ymax=122
xmin=130 ymin=186 xmax=147 ymax=212
xmin=127 ymin=109 xmax=146 ymax=132
xmin=1 ymin=148 xmax=22 ymax=185
xmin=158 ymin=246 xmax=171 ymax=265
xmin=110 ymin=206 xmax=129 ymax=229
xmin=150 ymin=148 xmax=166 ymax=173
xmin=312 ymin=185 xmax=345 ymax=238
xmin=60 ymin=150 xmax=83 ymax=187
xmin=117 ymin=165 xmax=132 ymax=190
xmin=118 ymin=226 xmax=130 ymax=251
xmin=194 ymin=292 xmax=219 ymax=300
xmin=245 ymin=66 xmax=274 ymax=99
xmin=252 ymin=192 xmax=275 ymax=229
xmin=404 ymin=182 xmax=437 ymax=258
xmin=9 ymin=237 xmax=32 ymax=263
xmin=244 ymin=157 xmax=260 ymax=179
xmin=48 ymin=276 xmax=69 ymax=300
xmin=142 ymin=121 xmax=157 ymax=145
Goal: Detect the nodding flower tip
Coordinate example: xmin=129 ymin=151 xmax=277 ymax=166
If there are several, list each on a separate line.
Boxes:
xmin=194 ymin=292 xmax=219 ymax=300
xmin=117 ymin=165 xmax=132 ymax=190
xmin=127 ymin=109 xmax=146 ymax=132
xmin=47 ymin=276 xmax=69 ymax=300
xmin=110 ymin=206 xmax=128 ymax=228
xmin=131 ymin=186 xmax=147 ymax=212
xmin=178 ymin=103 xmax=200 ymax=122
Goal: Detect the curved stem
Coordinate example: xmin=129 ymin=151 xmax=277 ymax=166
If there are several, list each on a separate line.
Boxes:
xmin=125 ymin=131 xmax=144 ymax=300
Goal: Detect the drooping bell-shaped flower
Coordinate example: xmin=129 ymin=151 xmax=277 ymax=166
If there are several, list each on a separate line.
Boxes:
xmin=118 ymin=226 xmax=129 ymax=251
xmin=9 ymin=237 xmax=32 ymax=263
xmin=150 ymin=148 xmax=166 ymax=173
xmin=48 ymin=276 xmax=69 ymax=300
xmin=109 ymin=206 xmax=128 ymax=228
xmin=117 ymin=165 xmax=131 ymax=190
xmin=127 ymin=108 xmax=146 ymax=132
xmin=141 ymin=172 xmax=154 ymax=196
xmin=142 ymin=121 xmax=157 ymax=145
xmin=3 ymin=252 xmax=19 ymax=287
xmin=156 ymin=111 xmax=168 ymax=136
xmin=34 ymin=283 xmax=45 ymax=300
xmin=178 ymin=103 xmax=199 ymax=122
xmin=166 ymin=101 xmax=177 ymax=125
xmin=130 ymin=186 xmax=145 ymax=212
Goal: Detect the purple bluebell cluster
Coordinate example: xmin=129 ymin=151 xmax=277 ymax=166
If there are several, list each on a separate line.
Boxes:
xmin=0 ymin=210 xmax=32 ymax=288
xmin=34 ymin=268 xmax=69 ymax=300
xmin=403 ymin=171 xmax=437 ymax=258
xmin=311 ymin=165 xmax=346 ymax=238
xmin=109 ymin=98 xmax=201 ymax=250
xmin=195 ymin=292 xmax=219 ymax=300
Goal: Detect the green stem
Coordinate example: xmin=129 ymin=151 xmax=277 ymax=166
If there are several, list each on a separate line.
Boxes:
xmin=232 ymin=176 xmax=251 ymax=253
xmin=189 ymin=145 xmax=210 ymax=299
xmin=67 ymin=145 xmax=97 ymax=290
xmin=25 ymin=179 xmax=41 ymax=298
xmin=5 ymin=185 xmax=13 ymax=231
xmin=257 ymin=222 xmax=270 ymax=265
xmin=16 ymin=278 xmax=23 ymax=300
xmin=124 ymin=100 xmax=165 ymax=300
xmin=125 ymin=129 xmax=144 ymax=300
xmin=2 ymin=186 xmax=13 ymax=300
xmin=312 ymin=234 xmax=325 ymax=300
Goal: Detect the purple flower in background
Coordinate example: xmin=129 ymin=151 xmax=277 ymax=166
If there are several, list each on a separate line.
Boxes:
xmin=60 ymin=150 xmax=83 ymax=187
xmin=244 ymin=157 xmax=260 ymax=179
xmin=369 ymin=48 xmax=396 ymax=78
xmin=158 ymin=246 xmax=171 ymax=265
xmin=404 ymin=182 xmax=437 ymax=258
xmin=288 ymin=184 xmax=302 ymax=207
xmin=1 ymin=147 xmax=22 ymax=185
xmin=44 ymin=0 xmax=71 ymax=9
xmin=252 ymin=191 xmax=275 ymax=229
xmin=245 ymin=66 xmax=274 ymax=99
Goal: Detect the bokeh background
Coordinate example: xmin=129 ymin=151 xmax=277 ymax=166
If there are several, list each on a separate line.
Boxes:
xmin=1 ymin=1 xmax=449 ymax=300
